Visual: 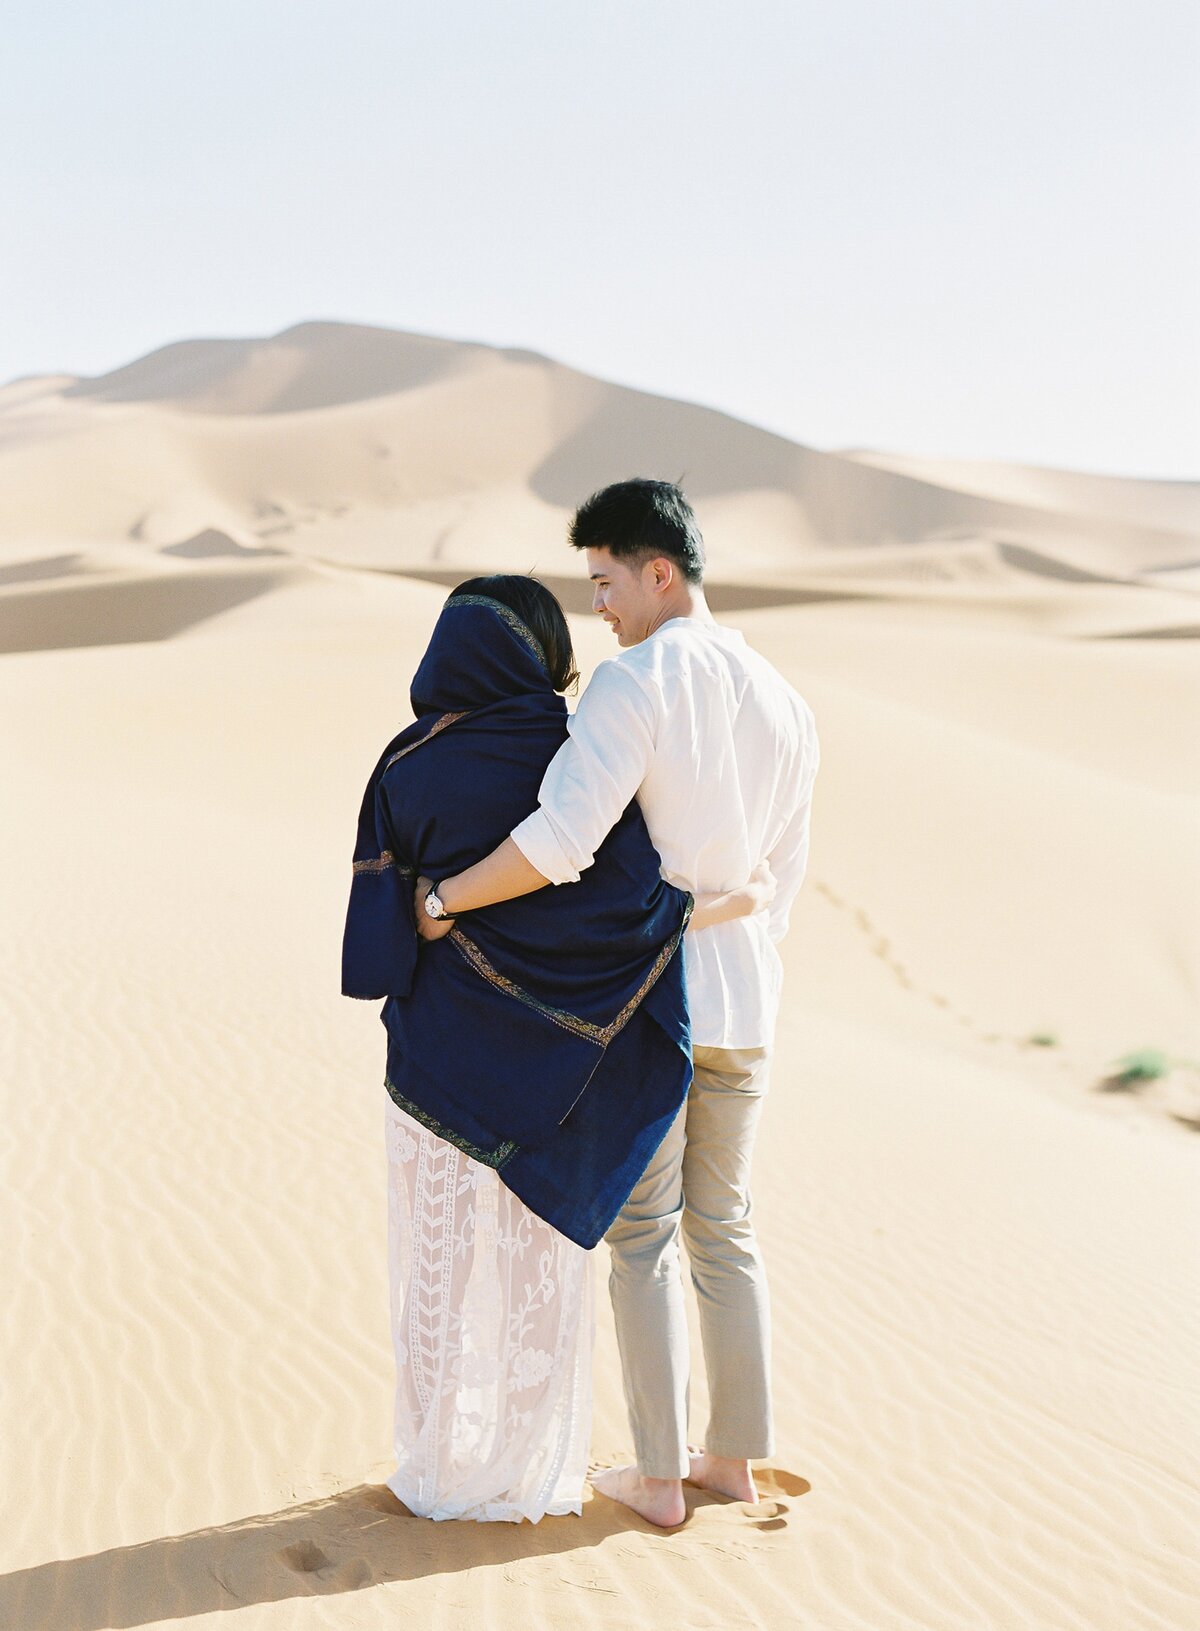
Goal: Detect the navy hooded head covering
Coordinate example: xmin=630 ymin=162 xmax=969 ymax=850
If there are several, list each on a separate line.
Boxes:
xmin=342 ymin=585 xmax=692 ymax=1248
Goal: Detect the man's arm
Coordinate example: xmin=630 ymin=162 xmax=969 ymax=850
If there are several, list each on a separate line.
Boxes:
xmin=765 ymin=732 xmax=820 ymax=944
xmin=421 ymin=855 xmax=775 ymax=941
xmin=424 ymin=839 xmax=550 ymax=924
xmin=416 ymin=661 xmax=656 ymax=937
xmin=688 ymin=862 xmax=776 ymax=931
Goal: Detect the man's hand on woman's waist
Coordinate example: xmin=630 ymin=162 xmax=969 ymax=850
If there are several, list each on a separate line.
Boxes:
xmin=413 ymin=839 xmax=552 ymax=941
xmin=687 ymin=862 xmax=777 ymax=933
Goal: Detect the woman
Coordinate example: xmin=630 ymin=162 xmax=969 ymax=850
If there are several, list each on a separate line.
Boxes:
xmin=342 ymin=576 xmax=766 ymax=1523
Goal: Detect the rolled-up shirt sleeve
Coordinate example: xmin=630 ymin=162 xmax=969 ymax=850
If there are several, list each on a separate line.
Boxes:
xmin=511 ymin=659 xmax=657 ymax=884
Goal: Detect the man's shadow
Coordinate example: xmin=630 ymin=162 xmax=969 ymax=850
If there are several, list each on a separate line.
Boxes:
xmin=0 ymin=1474 xmax=808 ymax=1628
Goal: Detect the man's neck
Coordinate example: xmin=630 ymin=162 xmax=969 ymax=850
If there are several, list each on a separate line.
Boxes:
xmin=645 ymin=587 xmax=714 ymax=639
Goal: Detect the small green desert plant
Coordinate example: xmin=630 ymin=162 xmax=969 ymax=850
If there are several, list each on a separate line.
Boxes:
xmin=1109 ymin=1048 xmax=1171 ymax=1087
xmin=1114 ymin=1048 xmax=1170 ymax=1082
xmin=1028 ymin=1032 xmax=1058 ymax=1048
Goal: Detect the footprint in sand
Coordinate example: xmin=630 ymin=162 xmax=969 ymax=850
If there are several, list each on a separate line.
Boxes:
xmin=276 ymin=1540 xmax=374 ymax=1592
xmin=685 ymin=1494 xmax=793 ymax=1553
xmin=328 ymin=1559 xmax=374 ymax=1590
xmin=739 ymin=1497 xmax=789 ymax=1530
xmin=278 ymin=1539 xmax=331 ymax=1574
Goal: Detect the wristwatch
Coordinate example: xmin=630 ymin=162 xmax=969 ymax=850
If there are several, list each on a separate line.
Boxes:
xmin=423 ymin=882 xmax=451 ymax=921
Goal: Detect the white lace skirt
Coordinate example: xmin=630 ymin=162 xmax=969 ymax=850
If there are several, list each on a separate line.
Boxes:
xmin=383 ymin=1096 xmax=594 ymax=1522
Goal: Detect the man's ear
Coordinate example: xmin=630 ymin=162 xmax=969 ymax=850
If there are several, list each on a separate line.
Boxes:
xmin=649 ymin=556 xmax=674 ymax=592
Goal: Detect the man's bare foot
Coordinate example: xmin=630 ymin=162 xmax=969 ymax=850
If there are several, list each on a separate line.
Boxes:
xmin=591 ymin=1464 xmax=687 ymax=1527
xmin=686 ymin=1448 xmax=759 ymax=1504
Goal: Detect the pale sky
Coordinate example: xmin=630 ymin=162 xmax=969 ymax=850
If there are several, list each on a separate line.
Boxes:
xmin=4 ymin=0 xmax=1197 ymax=477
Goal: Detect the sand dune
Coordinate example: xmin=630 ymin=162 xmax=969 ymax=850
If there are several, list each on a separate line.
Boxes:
xmin=62 ymin=320 xmax=517 ymax=413
xmin=3 ymin=321 xmax=1195 ymax=587
xmin=2 ymin=323 xmax=1197 ymax=1630
xmin=845 ymin=447 xmax=1200 ymax=542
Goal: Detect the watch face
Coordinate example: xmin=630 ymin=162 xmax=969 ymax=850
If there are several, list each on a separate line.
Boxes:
xmin=424 ymin=890 xmax=443 ymax=920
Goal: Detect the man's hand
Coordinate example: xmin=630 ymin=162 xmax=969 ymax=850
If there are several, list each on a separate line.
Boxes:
xmin=687 ymin=862 xmax=777 ymax=932
xmin=740 ymin=860 xmax=777 ymax=914
xmin=414 ymin=875 xmax=456 ymax=941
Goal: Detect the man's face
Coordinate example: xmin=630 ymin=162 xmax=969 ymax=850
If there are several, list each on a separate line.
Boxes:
xmin=585 ymin=547 xmax=660 ymax=647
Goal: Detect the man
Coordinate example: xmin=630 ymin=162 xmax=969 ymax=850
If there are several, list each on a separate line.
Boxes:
xmin=415 ymin=479 xmax=819 ymax=1527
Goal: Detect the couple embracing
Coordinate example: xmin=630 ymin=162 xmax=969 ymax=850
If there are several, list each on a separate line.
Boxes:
xmin=342 ymin=479 xmax=818 ymax=1528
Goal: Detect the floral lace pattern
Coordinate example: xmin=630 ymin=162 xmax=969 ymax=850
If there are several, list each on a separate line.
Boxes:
xmin=383 ymin=1097 xmax=594 ymax=1522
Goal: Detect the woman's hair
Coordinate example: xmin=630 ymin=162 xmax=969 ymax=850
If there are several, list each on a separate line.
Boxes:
xmin=450 ymin=575 xmax=580 ymax=694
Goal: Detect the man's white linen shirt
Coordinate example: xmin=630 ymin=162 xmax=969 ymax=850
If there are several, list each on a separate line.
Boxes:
xmin=511 ymin=618 xmax=819 ymax=1049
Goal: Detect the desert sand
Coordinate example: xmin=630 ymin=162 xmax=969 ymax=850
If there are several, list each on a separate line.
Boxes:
xmin=2 ymin=322 xmax=1197 ymax=1630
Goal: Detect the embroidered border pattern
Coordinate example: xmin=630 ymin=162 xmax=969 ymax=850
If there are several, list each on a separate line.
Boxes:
xmin=385 ymin=710 xmax=469 ymax=769
xmin=352 ymin=849 xmax=416 ymax=876
xmin=447 ymin=893 xmax=692 ymax=1049
xmin=445 ymin=594 xmax=547 ymax=670
xmin=385 ymin=1075 xmax=519 ymax=1169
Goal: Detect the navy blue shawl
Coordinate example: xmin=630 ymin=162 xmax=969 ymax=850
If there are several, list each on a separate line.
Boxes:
xmin=341 ymin=592 xmax=693 ymax=1248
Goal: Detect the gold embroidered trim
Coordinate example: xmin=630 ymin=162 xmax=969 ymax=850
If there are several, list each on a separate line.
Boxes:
xmin=352 ymin=849 xmax=415 ymax=876
xmin=385 ymin=1076 xmax=518 ymax=1169
xmin=447 ymin=893 xmax=692 ymax=1048
xmin=446 ymin=594 xmax=547 ymax=669
xmin=448 ymin=930 xmax=605 ymax=1043
xmin=354 ymin=712 xmax=467 ymax=879
xmin=385 ymin=710 xmax=469 ymax=769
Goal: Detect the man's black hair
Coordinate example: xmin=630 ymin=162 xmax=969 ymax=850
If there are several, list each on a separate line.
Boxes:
xmin=450 ymin=574 xmax=580 ymax=693
xmin=568 ymin=478 xmax=705 ymax=585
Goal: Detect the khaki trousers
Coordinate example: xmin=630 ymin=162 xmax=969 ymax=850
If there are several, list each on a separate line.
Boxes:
xmin=604 ymin=1044 xmax=772 ymax=1479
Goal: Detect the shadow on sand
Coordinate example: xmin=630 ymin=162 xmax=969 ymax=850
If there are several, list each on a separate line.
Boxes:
xmin=0 ymin=568 xmax=283 ymax=655
xmin=0 ymin=1471 xmax=810 ymax=1627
